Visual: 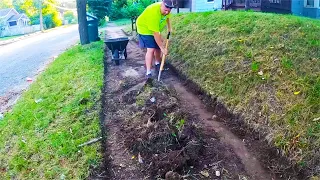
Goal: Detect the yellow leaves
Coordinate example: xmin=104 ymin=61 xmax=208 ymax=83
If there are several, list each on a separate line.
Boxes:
xmin=200 ymin=170 xmax=210 ymax=177
xmin=294 ymin=91 xmax=300 ymax=95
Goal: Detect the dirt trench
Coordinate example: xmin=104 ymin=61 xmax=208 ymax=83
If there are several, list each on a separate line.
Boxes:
xmin=95 ymin=29 xmax=286 ymax=180
xmin=91 ymin=23 xmax=310 ymax=180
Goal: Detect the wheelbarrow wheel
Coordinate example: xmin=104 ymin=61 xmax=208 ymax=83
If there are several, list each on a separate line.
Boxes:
xmin=124 ymin=48 xmax=128 ymax=59
xmin=113 ymin=50 xmax=120 ymax=65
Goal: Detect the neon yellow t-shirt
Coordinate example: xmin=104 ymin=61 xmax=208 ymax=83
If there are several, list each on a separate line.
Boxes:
xmin=136 ymin=2 xmax=172 ymax=35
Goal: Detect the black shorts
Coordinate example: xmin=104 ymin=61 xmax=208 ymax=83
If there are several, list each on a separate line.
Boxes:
xmin=138 ymin=34 xmax=160 ymax=49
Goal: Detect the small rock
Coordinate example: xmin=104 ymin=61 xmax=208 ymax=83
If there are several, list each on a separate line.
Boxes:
xmin=138 ymin=153 xmax=143 ymax=163
xmin=200 ymin=170 xmax=209 ymax=178
xmin=150 ymin=97 xmax=156 ymax=103
xmin=35 ymin=98 xmax=43 ymax=103
xmin=258 ymin=71 xmax=263 ymax=76
xmin=204 ymin=165 xmax=208 ymax=168
xmin=119 ymin=163 xmax=126 ymax=168
xmin=0 ymin=113 xmax=4 ymax=120
xmin=215 ymin=170 xmax=221 ymax=177
xmin=212 ymin=115 xmax=217 ymax=120
xmin=165 ymin=171 xmax=181 ymax=180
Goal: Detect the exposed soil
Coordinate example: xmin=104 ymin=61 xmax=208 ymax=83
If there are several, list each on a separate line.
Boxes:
xmin=98 ymin=35 xmax=274 ymax=179
xmin=94 ymin=26 xmax=308 ymax=180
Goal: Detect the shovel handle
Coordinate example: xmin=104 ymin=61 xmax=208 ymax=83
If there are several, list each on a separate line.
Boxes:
xmin=167 ymin=32 xmax=171 ymax=39
xmin=158 ymin=32 xmax=171 ymax=81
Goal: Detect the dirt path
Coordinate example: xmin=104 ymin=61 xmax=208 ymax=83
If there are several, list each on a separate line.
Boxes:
xmin=101 ymin=26 xmax=274 ymax=179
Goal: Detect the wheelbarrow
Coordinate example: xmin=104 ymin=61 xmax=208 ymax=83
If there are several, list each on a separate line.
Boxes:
xmin=104 ymin=37 xmax=129 ymax=65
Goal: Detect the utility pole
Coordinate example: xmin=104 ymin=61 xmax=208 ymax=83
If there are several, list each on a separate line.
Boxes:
xmin=245 ymin=0 xmax=250 ymax=11
xmin=39 ymin=0 xmax=44 ymax=32
xmin=177 ymin=0 xmax=179 ymax=13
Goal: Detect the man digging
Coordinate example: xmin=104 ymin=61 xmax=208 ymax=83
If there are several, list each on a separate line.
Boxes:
xmin=136 ymin=0 xmax=175 ymax=79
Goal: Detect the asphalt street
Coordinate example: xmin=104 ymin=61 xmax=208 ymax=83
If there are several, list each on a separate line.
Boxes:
xmin=0 ymin=25 xmax=79 ymax=96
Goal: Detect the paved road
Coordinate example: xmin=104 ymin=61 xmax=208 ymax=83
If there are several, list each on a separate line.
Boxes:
xmin=0 ymin=25 xmax=79 ymax=96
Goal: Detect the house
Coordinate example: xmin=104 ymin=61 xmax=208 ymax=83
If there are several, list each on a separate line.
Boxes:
xmin=153 ymin=0 xmax=222 ymax=13
xmin=172 ymin=0 xmax=262 ymax=13
xmin=0 ymin=8 xmax=36 ymax=37
xmin=173 ymin=0 xmax=319 ymax=19
xmin=0 ymin=8 xmax=31 ymax=30
xmin=291 ymin=0 xmax=320 ymax=18
xmin=261 ymin=0 xmax=291 ymax=14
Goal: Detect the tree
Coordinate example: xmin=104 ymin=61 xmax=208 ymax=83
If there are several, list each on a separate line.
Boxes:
xmin=42 ymin=0 xmax=62 ymax=28
xmin=76 ymin=0 xmax=89 ymax=45
xmin=87 ymin=0 xmax=112 ymax=20
xmin=64 ymin=11 xmax=76 ymax=24
xmin=0 ymin=0 xmax=13 ymax=9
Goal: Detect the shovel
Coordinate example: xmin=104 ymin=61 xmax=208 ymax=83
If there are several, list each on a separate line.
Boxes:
xmin=158 ymin=32 xmax=171 ymax=82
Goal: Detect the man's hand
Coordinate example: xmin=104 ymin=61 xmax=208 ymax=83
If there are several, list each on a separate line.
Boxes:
xmin=161 ymin=47 xmax=168 ymax=55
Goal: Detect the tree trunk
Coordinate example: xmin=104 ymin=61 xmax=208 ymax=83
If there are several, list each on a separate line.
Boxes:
xmin=245 ymin=0 xmax=250 ymax=11
xmin=76 ymin=0 xmax=89 ymax=45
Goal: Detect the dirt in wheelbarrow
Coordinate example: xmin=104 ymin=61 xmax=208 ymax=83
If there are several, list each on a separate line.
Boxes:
xmin=96 ymin=40 xmax=257 ymax=180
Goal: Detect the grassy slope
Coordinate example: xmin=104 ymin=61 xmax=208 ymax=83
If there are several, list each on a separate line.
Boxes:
xmin=0 ymin=42 xmax=104 ymax=179
xmin=170 ymin=11 xmax=320 ymax=172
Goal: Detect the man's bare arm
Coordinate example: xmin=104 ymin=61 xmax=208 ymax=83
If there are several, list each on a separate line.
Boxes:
xmin=154 ymin=32 xmax=167 ymax=55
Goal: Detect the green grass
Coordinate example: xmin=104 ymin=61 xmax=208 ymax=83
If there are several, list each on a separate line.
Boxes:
xmin=0 ymin=41 xmax=104 ymax=179
xmin=169 ymin=11 xmax=320 ymax=174
xmin=112 ymin=18 xmax=131 ymax=26
xmin=0 ymin=35 xmax=22 ymax=41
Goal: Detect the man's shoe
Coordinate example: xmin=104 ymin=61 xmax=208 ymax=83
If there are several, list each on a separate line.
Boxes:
xmin=155 ymin=64 xmax=160 ymax=72
xmin=146 ymin=73 xmax=152 ymax=79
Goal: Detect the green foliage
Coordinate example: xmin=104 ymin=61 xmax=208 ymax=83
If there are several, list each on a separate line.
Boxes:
xmin=42 ymin=0 xmax=62 ymax=28
xmin=87 ymin=0 xmax=112 ymax=20
xmin=29 ymin=14 xmax=40 ymax=25
xmin=0 ymin=0 xmax=12 ymax=8
xmin=19 ymin=0 xmax=38 ymax=17
xmin=64 ymin=11 xmax=76 ymax=24
xmin=109 ymin=0 xmax=153 ymax=20
xmin=251 ymin=61 xmax=260 ymax=72
xmin=175 ymin=119 xmax=185 ymax=131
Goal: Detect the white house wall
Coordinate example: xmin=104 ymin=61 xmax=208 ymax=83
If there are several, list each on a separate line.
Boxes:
xmin=193 ymin=0 xmax=223 ymax=12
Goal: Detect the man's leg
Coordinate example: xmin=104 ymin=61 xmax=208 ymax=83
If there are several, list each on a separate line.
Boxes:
xmin=154 ymin=49 xmax=161 ymax=72
xmin=145 ymin=48 xmax=155 ymax=76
